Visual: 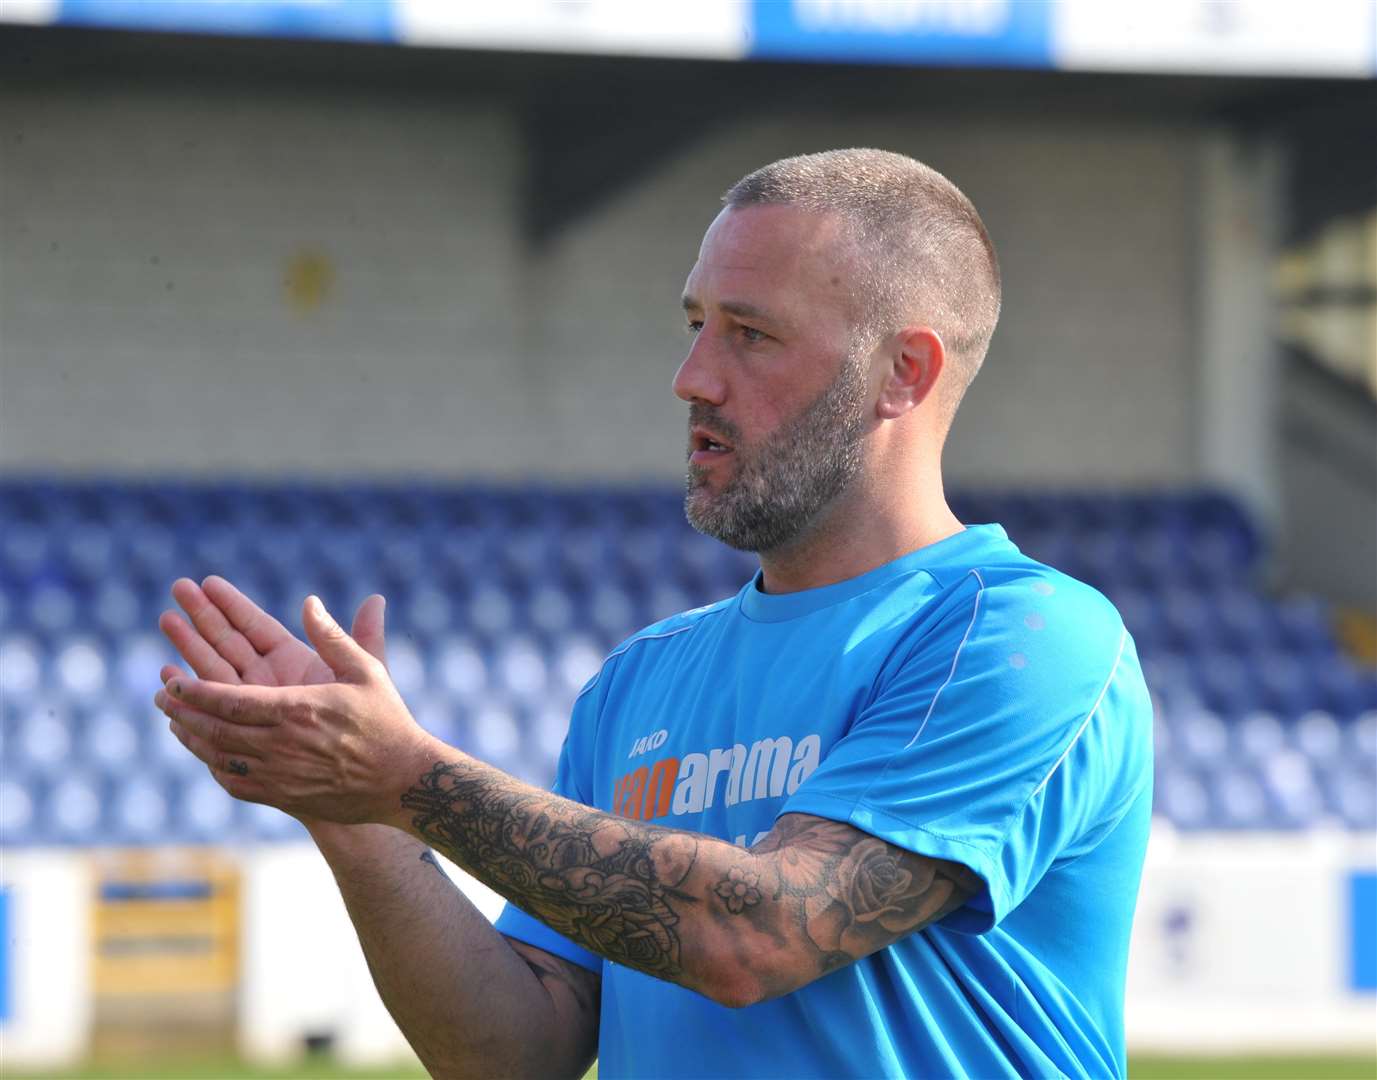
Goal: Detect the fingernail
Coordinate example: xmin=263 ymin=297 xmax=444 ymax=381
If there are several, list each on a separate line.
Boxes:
xmin=172 ymin=680 xmax=182 ymax=696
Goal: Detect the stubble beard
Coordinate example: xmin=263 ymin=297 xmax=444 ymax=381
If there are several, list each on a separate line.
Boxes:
xmin=684 ymin=352 xmax=870 ymax=554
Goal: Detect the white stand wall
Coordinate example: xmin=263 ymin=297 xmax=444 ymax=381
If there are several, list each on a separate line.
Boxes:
xmin=238 ymin=842 xmax=505 ymax=1068
xmin=1126 ymin=828 xmax=1376 ymax=1053
xmin=0 ymin=850 xmax=92 ymax=1069
xmin=0 ymin=831 xmax=1372 ymax=1069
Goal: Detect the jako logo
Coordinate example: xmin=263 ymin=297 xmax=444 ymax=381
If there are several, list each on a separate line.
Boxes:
xmin=612 ymin=733 xmax=822 ymax=822
xmin=628 ymin=729 xmax=669 ymax=758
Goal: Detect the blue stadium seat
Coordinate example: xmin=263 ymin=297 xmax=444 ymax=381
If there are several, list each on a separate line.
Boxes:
xmin=93 ymin=581 xmax=144 ymax=635
xmin=1 ymin=523 xmax=50 ymax=583
xmin=387 ymin=638 xmax=428 ymax=697
xmin=54 ymin=636 xmax=108 ymax=701
xmin=527 ymin=583 xmax=576 ymax=636
xmin=1214 ymin=767 xmax=1270 ymax=828
xmin=27 ymin=581 xmax=77 ymax=635
xmin=113 ymin=775 xmax=171 ymax=842
xmin=1260 ymin=749 xmax=1324 ymax=828
xmin=178 ymin=774 xmax=241 ymax=842
xmin=468 ymin=583 xmax=516 ymax=638
xmin=494 ymin=635 xmax=548 ymax=701
xmin=15 ymin=707 xmax=74 ymax=774
xmin=1172 ymin=709 xmax=1229 ymax=764
xmin=432 ymin=634 xmax=488 ymax=699
xmin=0 ymin=632 xmax=44 ymax=702
xmin=1233 ymin=712 xmax=1287 ymax=762
xmin=1155 ymin=766 xmax=1211 ymax=829
xmin=48 ymin=772 xmax=107 ymax=842
xmin=469 ymin=703 xmax=522 ymax=770
xmin=0 ymin=777 xmax=36 ymax=845
xmin=587 ymin=584 xmax=636 ymax=641
xmin=406 ymin=584 xmax=455 ymax=637
xmin=1293 ymin=710 xmax=1343 ymax=763
xmin=551 ymin=633 xmax=604 ymax=697
xmin=1349 ymin=711 xmax=1377 ymax=760
xmin=1320 ymin=763 xmax=1377 ymax=830
xmin=531 ymin=704 xmax=573 ymax=764
xmin=411 ymin=692 xmax=461 ymax=746
xmin=116 ymin=633 xmax=175 ymax=698
xmin=61 ymin=524 xmax=117 ymax=582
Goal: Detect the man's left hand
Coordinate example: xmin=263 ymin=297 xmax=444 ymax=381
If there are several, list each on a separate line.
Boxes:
xmin=156 ymin=595 xmax=437 ymax=825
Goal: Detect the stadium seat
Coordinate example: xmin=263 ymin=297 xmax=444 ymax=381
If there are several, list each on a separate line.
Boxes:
xmin=54 ymin=636 xmax=108 ymax=700
xmin=0 ymin=778 xmax=35 ymax=845
xmin=0 ymin=632 xmax=44 ymax=701
xmin=48 ymin=773 xmax=106 ymax=842
xmin=81 ymin=707 xmax=141 ymax=769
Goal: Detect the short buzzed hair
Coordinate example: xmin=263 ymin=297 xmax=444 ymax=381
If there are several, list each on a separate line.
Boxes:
xmin=723 ymin=148 xmax=1001 ymax=418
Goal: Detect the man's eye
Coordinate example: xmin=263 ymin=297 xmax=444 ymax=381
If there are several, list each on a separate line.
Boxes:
xmin=740 ymin=326 xmax=767 ymax=343
xmin=685 ymin=321 xmax=703 ymax=335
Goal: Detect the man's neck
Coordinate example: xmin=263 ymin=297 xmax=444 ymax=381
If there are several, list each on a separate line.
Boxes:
xmin=755 ymin=487 xmax=964 ymax=595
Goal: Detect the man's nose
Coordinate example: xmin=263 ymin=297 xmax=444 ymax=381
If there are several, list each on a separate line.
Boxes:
xmin=672 ymin=334 xmax=727 ymax=406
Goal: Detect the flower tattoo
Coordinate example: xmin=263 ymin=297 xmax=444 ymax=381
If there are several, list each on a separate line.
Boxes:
xmin=714 ymin=866 xmax=762 ymax=913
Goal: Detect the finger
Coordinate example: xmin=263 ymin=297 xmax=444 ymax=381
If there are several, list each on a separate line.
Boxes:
xmin=161 ymin=663 xmax=188 ymax=685
xmin=157 ymin=689 xmax=268 ymax=757
xmin=171 ymin=578 xmax=261 ymax=677
xmin=166 ymin=722 xmax=271 ymax=805
xmin=202 ymin=575 xmax=294 ymax=654
xmin=159 ymin=609 xmax=242 ymax=684
xmin=165 ymin=676 xmax=284 ymax=728
xmin=351 ymin=594 xmax=387 ymax=665
xmin=303 ymin=596 xmax=375 ymax=682
xmin=209 ymin=763 xmax=273 ymax=806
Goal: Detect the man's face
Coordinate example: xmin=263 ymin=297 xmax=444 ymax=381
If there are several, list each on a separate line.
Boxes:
xmin=675 ymin=205 xmax=874 ymax=554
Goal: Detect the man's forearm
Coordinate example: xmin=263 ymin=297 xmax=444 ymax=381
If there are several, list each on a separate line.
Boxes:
xmin=306 ymin=821 xmax=584 ymax=1076
xmin=388 ymin=750 xmax=975 ymax=1009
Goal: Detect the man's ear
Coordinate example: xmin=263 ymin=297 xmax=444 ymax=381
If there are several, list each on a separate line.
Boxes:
xmin=876 ymin=327 xmax=945 ymax=419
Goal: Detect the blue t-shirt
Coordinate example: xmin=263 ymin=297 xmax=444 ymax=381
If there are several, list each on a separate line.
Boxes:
xmin=496 ymin=524 xmax=1154 ymax=1079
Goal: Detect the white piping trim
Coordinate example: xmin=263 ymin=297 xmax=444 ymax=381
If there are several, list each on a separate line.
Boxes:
xmin=1029 ymin=624 xmax=1129 ymax=799
xmin=574 ymin=621 xmax=702 ymax=701
xmin=904 ymin=569 xmax=986 ymax=750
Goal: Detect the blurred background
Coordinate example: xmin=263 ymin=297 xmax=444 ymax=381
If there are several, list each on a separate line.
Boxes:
xmin=0 ymin=1 xmax=1374 ymax=1077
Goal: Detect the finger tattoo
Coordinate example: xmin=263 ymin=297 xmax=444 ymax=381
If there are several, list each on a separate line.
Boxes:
xmin=227 ymin=759 xmax=250 ymax=776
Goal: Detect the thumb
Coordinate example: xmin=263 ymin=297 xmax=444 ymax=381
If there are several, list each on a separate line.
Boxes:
xmin=302 ymin=595 xmax=372 ymax=681
xmin=350 ymin=594 xmax=388 ymax=666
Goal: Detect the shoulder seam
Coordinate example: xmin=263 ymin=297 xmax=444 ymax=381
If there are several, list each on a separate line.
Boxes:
xmin=573 ymin=609 xmax=721 ymax=703
xmin=1028 ymin=624 xmax=1129 ymax=799
xmin=903 ymin=568 xmax=985 ymax=750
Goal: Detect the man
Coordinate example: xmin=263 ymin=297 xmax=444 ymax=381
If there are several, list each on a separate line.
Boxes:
xmin=157 ymin=148 xmax=1153 ymax=1079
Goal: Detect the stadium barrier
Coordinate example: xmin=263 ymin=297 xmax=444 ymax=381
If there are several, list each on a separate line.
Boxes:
xmin=1 ymin=829 xmax=1373 ymax=1069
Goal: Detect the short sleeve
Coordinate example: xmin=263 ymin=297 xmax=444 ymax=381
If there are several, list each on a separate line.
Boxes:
xmin=493 ymin=675 xmax=606 ymax=974
xmin=781 ymin=571 xmax=1152 ymax=933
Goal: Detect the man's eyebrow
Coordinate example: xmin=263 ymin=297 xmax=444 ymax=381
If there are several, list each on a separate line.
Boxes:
xmin=680 ymin=295 xmax=777 ymax=323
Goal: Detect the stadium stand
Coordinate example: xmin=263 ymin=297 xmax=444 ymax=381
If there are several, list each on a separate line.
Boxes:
xmin=1 ymin=479 xmax=1374 ymax=846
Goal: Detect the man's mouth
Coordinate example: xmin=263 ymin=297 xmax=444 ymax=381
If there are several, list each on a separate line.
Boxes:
xmin=690 ymin=426 xmax=734 ymax=465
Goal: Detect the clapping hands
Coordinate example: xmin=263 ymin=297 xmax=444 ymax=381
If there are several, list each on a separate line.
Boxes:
xmin=155 ymin=577 xmax=437 ymax=826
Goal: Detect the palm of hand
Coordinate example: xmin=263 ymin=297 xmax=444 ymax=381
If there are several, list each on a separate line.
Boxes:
xmin=242 ymin=637 xmax=335 ymax=688
xmin=160 ymin=577 xmax=384 ymax=691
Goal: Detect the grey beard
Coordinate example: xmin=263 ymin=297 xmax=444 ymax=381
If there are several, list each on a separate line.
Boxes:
xmin=684 ymin=355 xmax=869 ymax=554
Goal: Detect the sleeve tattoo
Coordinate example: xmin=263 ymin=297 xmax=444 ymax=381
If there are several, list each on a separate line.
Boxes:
xmin=401 ymin=760 xmax=981 ymax=1000
xmin=402 ymin=761 xmax=699 ymax=979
